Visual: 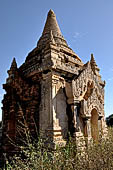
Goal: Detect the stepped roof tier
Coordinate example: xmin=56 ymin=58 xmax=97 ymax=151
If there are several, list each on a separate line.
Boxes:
xmin=19 ymin=9 xmax=83 ymax=77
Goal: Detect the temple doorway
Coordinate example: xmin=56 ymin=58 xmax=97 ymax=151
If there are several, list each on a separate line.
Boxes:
xmin=91 ymin=108 xmax=99 ymax=141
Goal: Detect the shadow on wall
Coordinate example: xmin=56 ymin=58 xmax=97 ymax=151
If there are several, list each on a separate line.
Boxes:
xmin=53 ymin=86 xmax=80 ymax=140
xmin=53 ymin=87 xmax=68 ymax=139
xmin=91 ymin=108 xmax=99 ymax=141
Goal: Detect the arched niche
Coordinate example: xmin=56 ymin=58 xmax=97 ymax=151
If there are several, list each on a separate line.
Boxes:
xmin=56 ymin=87 xmax=68 ymax=139
xmin=91 ymin=108 xmax=99 ymax=141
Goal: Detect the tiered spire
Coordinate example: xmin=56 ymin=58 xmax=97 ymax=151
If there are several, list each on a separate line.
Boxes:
xmin=42 ymin=9 xmax=62 ymax=36
xmin=10 ymin=58 xmax=17 ymax=71
xmin=37 ymin=9 xmax=68 ymax=47
xmin=90 ymin=54 xmax=99 ymax=70
xmin=7 ymin=58 xmax=18 ymax=81
xmin=90 ymin=54 xmax=100 ymax=77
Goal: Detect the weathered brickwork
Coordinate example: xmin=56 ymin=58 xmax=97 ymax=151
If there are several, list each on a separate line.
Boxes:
xmin=1 ymin=9 xmax=107 ymax=157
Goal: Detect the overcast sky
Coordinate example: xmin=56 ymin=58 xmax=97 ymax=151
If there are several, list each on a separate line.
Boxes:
xmin=0 ymin=0 xmax=113 ymax=120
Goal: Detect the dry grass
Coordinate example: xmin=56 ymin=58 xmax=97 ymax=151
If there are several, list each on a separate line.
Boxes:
xmin=3 ymin=128 xmax=113 ymax=170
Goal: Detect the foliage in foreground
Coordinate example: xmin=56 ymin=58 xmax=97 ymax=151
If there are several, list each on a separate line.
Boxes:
xmin=4 ymin=128 xmax=113 ymax=170
xmin=106 ymin=114 xmax=113 ymax=127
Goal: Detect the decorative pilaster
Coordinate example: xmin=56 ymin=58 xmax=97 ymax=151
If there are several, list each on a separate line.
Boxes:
xmin=73 ymin=100 xmax=80 ymax=133
xmin=52 ymin=74 xmax=67 ymax=146
xmin=39 ymin=72 xmax=52 ymax=136
xmin=98 ymin=115 xmax=103 ymax=137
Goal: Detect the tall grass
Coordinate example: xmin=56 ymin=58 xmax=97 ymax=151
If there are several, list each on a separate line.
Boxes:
xmin=4 ymin=128 xmax=113 ymax=170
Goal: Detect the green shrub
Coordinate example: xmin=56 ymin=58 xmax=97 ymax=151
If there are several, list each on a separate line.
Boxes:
xmin=4 ymin=128 xmax=113 ymax=170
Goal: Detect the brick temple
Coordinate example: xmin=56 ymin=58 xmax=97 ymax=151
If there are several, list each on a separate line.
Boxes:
xmin=0 ymin=9 xmax=107 ymax=158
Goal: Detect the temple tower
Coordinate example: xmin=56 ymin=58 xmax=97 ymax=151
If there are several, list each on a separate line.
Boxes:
xmin=1 ymin=10 xmax=107 ymax=154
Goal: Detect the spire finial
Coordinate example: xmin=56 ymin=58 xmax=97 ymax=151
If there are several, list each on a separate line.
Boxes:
xmin=7 ymin=58 xmax=18 ymax=79
xmin=90 ymin=53 xmax=100 ymax=76
xmin=90 ymin=53 xmax=98 ymax=67
xmin=37 ymin=10 xmax=68 ymax=47
xmin=91 ymin=53 xmax=94 ymax=60
xmin=48 ymin=9 xmax=55 ymax=17
xmin=10 ymin=58 xmax=17 ymax=71
xmin=91 ymin=53 xmax=96 ymax=63
xmin=42 ymin=9 xmax=62 ymax=36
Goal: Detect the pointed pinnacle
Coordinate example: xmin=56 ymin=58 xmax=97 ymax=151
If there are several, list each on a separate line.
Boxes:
xmin=91 ymin=53 xmax=95 ymax=61
xmin=10 ymin=58 xmax=17 ymax=71
xmin=37 ymin=10 xmax=68 ymax=48
xmin=42 ymin=9 xmax=62 ymax=36
xmin=90 ymin=54 xmax=97 ymax=66
xmin=48 ymin=9 xmax=56 ymax=17
xmin=90 ymin=53 xmax=100 ymax=71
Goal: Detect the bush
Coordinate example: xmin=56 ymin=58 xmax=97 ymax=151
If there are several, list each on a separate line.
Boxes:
xmin=4 ymin=128 xmax=113 ymax=170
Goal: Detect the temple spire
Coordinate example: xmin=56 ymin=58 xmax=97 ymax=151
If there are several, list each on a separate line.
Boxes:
xmin=90 ymin=54 xmax=101 ymax=78
xmin=7 ymin=58 xmax=18 ymax=81
xmin=90 ymin=54 xmax=99 ymax=70
xmin=10 ymin=58 xmax=17 ymax=71
xmin=37 ymin=9 xmax=68 ymax=47
xmin=42 ymin=9 xmax=62 ymax=36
